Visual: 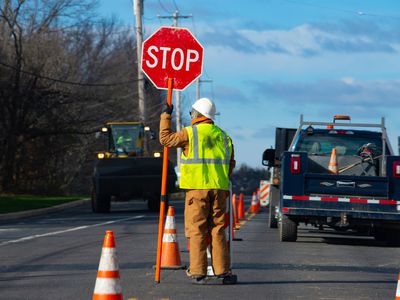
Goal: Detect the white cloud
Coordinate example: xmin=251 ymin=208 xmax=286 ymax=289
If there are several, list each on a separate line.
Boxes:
xmin=238 ymin=24 xmax=321 ymax=56
xmin=250 ymin=78 xmax=400 ymax=109
xmin=197 ymin=20 xmax=400 ymax=57
xmin=341 ymin=77 xmax=355 ymax=85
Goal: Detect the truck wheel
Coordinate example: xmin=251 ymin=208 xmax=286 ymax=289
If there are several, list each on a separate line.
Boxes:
xmin=382 ymin=230 xmax=400 ymax=246
xmin=91 ymin=189 xmax=111 ymax=213
xmin=147 ymin=193 xmax=161 ymax=212
xmin=269 ymin=205 xmax=278 ymax=228
xmin=279 ymin=216 xmax=297 ymax=242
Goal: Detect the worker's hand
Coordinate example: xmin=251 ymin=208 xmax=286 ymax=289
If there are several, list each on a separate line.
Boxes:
xmin=162 ymin=104 xmax=174 ymax=115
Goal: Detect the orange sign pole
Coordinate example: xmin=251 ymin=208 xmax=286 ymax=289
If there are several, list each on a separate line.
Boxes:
xmin=155 ymin=78 xmax=174 ymax=283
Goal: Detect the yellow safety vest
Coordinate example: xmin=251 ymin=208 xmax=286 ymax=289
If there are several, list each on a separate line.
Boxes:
xmin=180 ymin=123 xmax=232 ymax=190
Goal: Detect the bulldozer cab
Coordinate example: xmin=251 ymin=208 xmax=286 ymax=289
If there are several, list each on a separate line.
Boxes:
xmin=102 ymin=122 xmax=146 ymax=157
xmin=110 ymin=123 xmax=144 ymax=156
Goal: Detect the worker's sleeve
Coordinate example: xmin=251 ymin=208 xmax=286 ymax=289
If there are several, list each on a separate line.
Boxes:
xmin=229 ymin=137 xmax=236 ymax=176
xmin=159 ymin=113 xmax=189 ymax=148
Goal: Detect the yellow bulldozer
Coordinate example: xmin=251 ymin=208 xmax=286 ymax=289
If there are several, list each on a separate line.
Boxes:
xmin=92 ymin=122 xmax=176 ymax=212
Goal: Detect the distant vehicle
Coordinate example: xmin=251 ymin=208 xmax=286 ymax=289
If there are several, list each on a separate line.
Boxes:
xmin=263 ymin=128 xmax=296 ymax=228
xmin=263 ymin=115 xmax=400 ymax=244
xmin=92 ymin=122 xmax=177 ymax=212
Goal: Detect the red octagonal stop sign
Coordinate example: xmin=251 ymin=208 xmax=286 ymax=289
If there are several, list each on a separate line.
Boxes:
xmin=141 ymin=27 xmax=204 ymax=91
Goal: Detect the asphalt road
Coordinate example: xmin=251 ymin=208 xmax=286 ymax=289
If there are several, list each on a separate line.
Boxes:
xmin=0 ymin=198 xmax=399 ymax=300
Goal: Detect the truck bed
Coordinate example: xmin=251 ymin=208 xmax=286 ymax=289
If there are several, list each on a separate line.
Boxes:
xmin=307 ymin=155 xmax=379 ymax=176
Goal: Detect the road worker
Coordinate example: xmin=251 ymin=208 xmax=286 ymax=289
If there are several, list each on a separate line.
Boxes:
xmin=116 ymin=130 xmax=133 ymax=153
xmin=159 ymin=97 xmax=237 ymax=284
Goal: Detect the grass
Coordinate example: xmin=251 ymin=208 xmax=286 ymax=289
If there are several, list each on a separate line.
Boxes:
xmin=0 ymin=195 xmax=86 ymax=214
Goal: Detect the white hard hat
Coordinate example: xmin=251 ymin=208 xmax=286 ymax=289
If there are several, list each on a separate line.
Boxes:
xmin=192 ymin=98 xmax=216 ymax=120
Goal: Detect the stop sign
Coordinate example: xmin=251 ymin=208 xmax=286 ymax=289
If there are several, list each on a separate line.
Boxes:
xmin=141 ymin=27 xmax=204 ymax=91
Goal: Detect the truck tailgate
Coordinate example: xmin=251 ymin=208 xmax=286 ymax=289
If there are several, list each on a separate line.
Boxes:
xmin=304 ymin=173 xmax=388 ymax=197
xmin=283 ymin=173 xmax=399 ymax=215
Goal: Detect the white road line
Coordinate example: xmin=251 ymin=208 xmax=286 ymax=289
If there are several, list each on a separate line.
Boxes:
xmin=0 ymin=215 xmax=144 ymax=247
xmin=0 ymin=229 xmax=19 ymax=232
xmin=41 ymin=217 xmax=125 ymax=221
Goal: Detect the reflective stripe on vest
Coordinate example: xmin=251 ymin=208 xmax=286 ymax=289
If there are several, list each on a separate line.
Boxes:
xmin=180 ymin=124 xmax=232 ymax=190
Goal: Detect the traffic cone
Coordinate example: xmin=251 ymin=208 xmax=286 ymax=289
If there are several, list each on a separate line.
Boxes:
xmin=328 ymin=148 xmax=338 ymax=174
xmin=232 ymin=194 xmax=239 ymax=229
xmin=248 ymin=192 xmax=258 ymax=214
xmin=256 ymin=188 xmax=261 ymax=212
xmin=161 ymin=206 xmax=184 ymax=269
xmin=396 ymin=273 xmax=400 ymax=300
xmin=93 ymin=231 xmax=123 ymax=300
xmin=238 ymin=193 xmax=245 ymax=219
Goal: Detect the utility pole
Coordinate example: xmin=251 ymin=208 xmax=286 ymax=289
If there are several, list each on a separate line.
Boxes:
xmin=158 ymin=11 xmax=192 ymax=169
xmin=133 ymin=0 xmax=148 ymax=153
xmin=196 ymin=78 xmax=213 ymax=100
xmin=133 ymin=1 xmax=146 ymax=123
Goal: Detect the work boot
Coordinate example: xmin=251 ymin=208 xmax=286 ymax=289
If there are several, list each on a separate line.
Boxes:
xmin=191 ymin=275 xmax=208 ymax=285
xmin=217 ymin=272 xmax=238 ymax=285
xmin=186 ymin=268 xmax=208 ymax=284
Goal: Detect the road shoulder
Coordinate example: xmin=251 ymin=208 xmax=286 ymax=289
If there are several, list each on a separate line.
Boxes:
xmin=0 ymin=198 xmax=90 ymax=222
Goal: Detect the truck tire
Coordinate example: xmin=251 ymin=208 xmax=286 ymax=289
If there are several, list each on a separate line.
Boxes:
xmin=279 ymin=216 xmax=297 ymax=242
xmin=378 ymin=229 xmax=400 ymax=246
xmin=91 ymin=189 xmax=111 ymax=213
xmin=269 ymin=205 xmax=278 ymax=228
xmin=147 ymin=193 xmax=161 ymax=212
xmin=386 ymin=236 xmax=400 ymax=246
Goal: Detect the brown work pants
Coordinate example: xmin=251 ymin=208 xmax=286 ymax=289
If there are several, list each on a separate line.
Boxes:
xmin=184 ymin=189 xmax=230 ymax=276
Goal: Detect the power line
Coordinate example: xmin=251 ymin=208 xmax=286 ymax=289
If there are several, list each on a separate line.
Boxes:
xmin=22 ymin=22 xmax=139 ymax=36
xmin=210 ymin=81 xmax=215 ymax=102
xmin=157 ymin=10 xmax=192 ymax=26
xmin=0 ymin=61 xmax=141 ymax=87
xmin=282 ymin=0 xmax=400 ymax=19
xmin=190 ymin=15 xmax=198 ymax=36
xmin=158 ymin=0 xmax=173 ymax=14
xmin=171 ymin=0 xmax=179 ymax=11
xmin=283 ymin=0 xmax=357 ymax=15
xmin=143 ymin=16 xmax=157 ymax=21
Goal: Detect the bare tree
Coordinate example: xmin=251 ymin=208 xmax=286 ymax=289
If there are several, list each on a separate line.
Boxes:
xmin=0 ymin=0 xmax=164 ymax=194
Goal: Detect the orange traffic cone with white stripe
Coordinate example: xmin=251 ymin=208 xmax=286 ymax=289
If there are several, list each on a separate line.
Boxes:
xmin=396 ymin=273 xmax=400 ymax=300
xmin=328 ymin=148 xmax=338 ymax=174
xmin=248 ymin=192 xmax=258 ymax=214
xmin=161 ymin=206 xmax=184 ymax=269
xmin=232 ymin=194 xmax=240 ymax=229
xmin=93 ymin=231 xmax=122 ymax=300
xmin=238 ymin=193 xmax=245 ymax=219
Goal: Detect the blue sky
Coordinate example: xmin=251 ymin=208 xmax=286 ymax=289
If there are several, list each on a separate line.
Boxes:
xmin=98 ymin=0 xmax=400 ymax=168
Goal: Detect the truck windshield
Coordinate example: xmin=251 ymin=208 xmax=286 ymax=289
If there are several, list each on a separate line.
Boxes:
xmin=294 ymin=131 xmax=383 ymax=157
xmin=110 ymin=124 xmax=144 ymax=154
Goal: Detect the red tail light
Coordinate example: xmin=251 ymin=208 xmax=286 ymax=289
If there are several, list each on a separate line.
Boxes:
xmin=393 ymin=161 xmax=400 ymax=178
xmin=291 ymin=154 xmax=301 ymax=174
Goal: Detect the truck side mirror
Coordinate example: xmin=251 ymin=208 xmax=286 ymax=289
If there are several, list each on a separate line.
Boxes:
xmin=262 ymin=148 xmax=275 ymax=167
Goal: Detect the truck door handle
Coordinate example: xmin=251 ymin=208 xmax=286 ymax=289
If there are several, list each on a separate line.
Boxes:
xmin=336 ymin=181 xmax=355 ymax=188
